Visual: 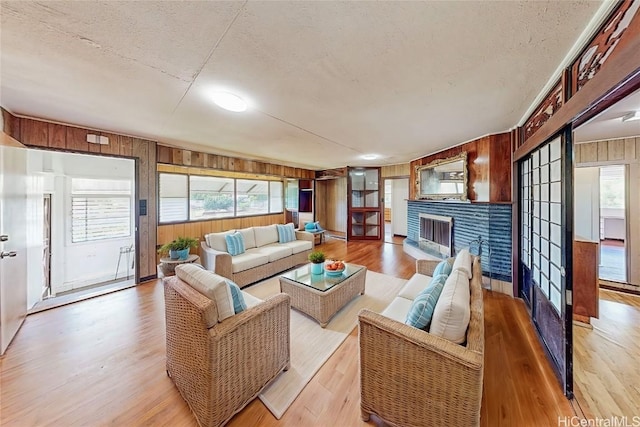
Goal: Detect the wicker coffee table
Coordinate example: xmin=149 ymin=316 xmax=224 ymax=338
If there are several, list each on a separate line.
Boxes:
xmin=279 ymin=263 xmax=367 ymax=327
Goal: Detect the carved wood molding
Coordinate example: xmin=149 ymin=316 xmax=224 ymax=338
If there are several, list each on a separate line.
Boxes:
xmin=571 ymin=0 xmax=640 ymax=94
xmin=523 ymin=80 xmax=563 ymax=143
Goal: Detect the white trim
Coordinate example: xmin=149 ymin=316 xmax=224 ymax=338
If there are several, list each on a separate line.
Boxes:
xmin=517 ymin=1 xmax=620 ymax=126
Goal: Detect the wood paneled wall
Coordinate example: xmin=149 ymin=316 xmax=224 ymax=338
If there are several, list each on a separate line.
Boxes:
xmin=315 ymin=178 xmax=348 ymax=233
xmin=409 ymin=132 xmax=512 ymax=203
xmin=381 ymin=163 xmax=410 ymax=178
xmin=575 ymin=137 xmax=639 ymax=165
xmin=2 ymin=110 xmax=158 ymax=280
xmin=157 ymin=144 xmax=315 ymax=179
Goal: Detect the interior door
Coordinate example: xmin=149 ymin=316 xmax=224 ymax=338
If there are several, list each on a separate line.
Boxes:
xmin=518 ymin=129 xmax=573 ymax=397
xmin=0 ymin=144 xmax=28 ymax=355
xmin=391 ymin=178 xmax=408 ymax=236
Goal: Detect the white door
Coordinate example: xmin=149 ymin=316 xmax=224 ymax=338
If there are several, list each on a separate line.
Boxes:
xmin=391 ymin=178 xmax=409 ymax=236
xmin=0 ymin=144 xmax=28 ymax=355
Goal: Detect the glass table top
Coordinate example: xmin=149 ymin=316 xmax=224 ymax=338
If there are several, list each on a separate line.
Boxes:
xmin=280 ymin=263 xmax=364 ymax=292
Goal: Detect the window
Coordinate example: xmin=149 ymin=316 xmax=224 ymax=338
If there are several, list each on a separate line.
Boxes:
xmin=158 ymin=172 xmax=284 ymax=223
xmin=159 ymin=173 xmax=188 ymax=222
xmin=71 ymin=178 xmax=132 ymax=243
xmin=190 ymin=176 xmax=234 ymax=220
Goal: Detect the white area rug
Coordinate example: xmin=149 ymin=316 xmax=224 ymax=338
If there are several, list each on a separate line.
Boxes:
xmin=244 ymin=270 xmax=407 ymax=419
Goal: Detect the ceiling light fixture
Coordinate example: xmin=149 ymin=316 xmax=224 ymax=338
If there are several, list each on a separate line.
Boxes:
xmin=361 ymin=154 xmax=378 ymax=160
xmin=211 ymin=92 xmax=248 ymax=112
xmin=621 ymin=111 xmax=640 ymax=122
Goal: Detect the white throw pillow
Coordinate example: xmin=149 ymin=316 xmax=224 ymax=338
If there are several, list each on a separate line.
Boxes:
xmin=237 ymin=227 xmax=257 ymax=249
xmin=205 ymin=230 xmax=236 ymax=252
xmin=175 ymin=264 xmax=235 ymax=322
xmin=253 ymin=224 xmax=279 ymax=247
xmin=429 ymin=269 xmax=471 ymax=344
xmin=452 ymin=248 xmax=472 ymax=279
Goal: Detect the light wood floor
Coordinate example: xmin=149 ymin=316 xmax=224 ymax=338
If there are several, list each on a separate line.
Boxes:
xmin=1 ymin=238 xmax=574 ymax=426
xmin=573 ymin=288 xmax=640 ymax=419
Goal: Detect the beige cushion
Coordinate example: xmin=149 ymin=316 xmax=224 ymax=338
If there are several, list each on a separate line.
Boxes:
xmin=429 ymin=269 xmax=471 ymax=344
xmin=257 ymin=243 xmax=293 ymax=262
xmin=230 ymin=249 xmax=269 ymax=273
xmin=280 ymin=239 xmax=313 ymax=254
xmin=175 ymin=264 xmax=235 ymax=322
xmin=242 ymin=291 xmax=262 ymax=308
xmin=381 ymin=296 xmax=414 ymax=323
xmin=254 ymin=225 xmax=278 ymax=247
xmin=237 ymin=227 xmax=257 ymax=249
xmin=397 ymin=273 xmax=432 ymax=300
xmin=452 ymin=248 xmax=472 ymax=279
xmin=205 ymin=230 xmax=236 ymax=252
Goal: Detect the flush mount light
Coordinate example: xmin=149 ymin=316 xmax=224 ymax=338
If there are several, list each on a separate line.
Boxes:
xmin=211 ymin=92 xmax=248 ymax=112
xmin=621 ymin=111 xmax=640 ymax=122
xmin=361 ymin=154 xmax=379 ymax=160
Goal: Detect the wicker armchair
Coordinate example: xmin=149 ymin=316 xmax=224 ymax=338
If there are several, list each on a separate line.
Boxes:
xmin=164 ymin=276 xmax=290 ymax=427
xmin=358 ymin=256 xmax=484 ymax=427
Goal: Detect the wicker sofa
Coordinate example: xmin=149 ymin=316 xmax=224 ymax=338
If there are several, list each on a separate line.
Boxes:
xmin=164 ymin=268 xmax=290 ymax=427
xmin=200 ymin=224 xmax=314 ymax=288
xmin=358 ymin=254 xmax=484 ymax=427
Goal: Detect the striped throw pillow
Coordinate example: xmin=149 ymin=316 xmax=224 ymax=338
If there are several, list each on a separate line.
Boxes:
xmin=433 ymin=260 xmax=453 ymax=277
xmin=276 ymin=223 xmax=296 ymax=243
xmin=225 ymin=232 xmax=245 ymax=256
xmin=225 ymin=279 xmax=247 ymax=314
xmin=405 ymin=273 xmax=448 ymax=330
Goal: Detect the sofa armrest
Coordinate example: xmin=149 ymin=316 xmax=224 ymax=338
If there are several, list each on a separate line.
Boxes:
xmin=200 ymin=241 xmax=233 ymax=279
xmin=295 ymin=230 xmax=315 ymax=246
xmin=359 ymin=309 xmax=483 ymax=426
xmin=415 ymin=259 xmax=441 ymax=276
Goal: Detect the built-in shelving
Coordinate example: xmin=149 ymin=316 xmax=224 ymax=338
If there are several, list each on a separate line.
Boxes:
xmin=347 ymin=167 xmax=382 ymax=240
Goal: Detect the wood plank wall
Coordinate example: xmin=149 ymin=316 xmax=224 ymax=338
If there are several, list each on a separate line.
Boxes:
xmin=156 ymin=144 xmax=317 ymax=249
xmin=575 ymin=136 xmax=640 ymax=287
xmin=315 ymin=177 xmax=348 ymax=233
xmin=409 ymin=132 xmax=512 ymax=202
xmin=381 ymin=163 xmax=410 ymax=178
xmin=2 ymin=110 xmax=158 ymax=280
xmin=157 ymin=145 xmax=315 ymax=179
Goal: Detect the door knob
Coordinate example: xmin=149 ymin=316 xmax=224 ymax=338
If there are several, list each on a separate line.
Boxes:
xmin=0 ymin=251 xmax=17 ymax=259
xmin=0 ymin=235 xmax=8 ymax=242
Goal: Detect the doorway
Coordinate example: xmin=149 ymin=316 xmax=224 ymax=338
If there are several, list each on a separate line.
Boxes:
xmin=383 ymin=178 xmax=408 ymax=244
xmin=599 ymin=165 xmax=627 ymax=283
xmin=27 ymin=151 xmax=137 ymax=313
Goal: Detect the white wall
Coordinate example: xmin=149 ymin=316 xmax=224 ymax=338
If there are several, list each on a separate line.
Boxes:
xmin=26 ymin=150 xmax=135 ymax=301
xmin=574 ymin=167 xmax=599 ymax=242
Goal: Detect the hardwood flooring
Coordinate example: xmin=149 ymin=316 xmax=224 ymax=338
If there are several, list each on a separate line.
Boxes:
xmin=1 ymin=239 xmax=574 ymax=426
xmin=573 ymin=288 xmax=640 ymax=419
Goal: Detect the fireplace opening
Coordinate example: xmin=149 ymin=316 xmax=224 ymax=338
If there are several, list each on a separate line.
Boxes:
xmin=419 ymin=213 xmax=453 ymax=257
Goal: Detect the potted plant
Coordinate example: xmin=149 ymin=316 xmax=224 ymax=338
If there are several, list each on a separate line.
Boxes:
xmin=158 ymin=236 xmax=199 ymax=260
xmin=308 ymin=250 xmax=325 ymax=274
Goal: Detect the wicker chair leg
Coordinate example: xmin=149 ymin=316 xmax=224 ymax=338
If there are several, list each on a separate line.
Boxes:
xmin=361 ymin=408 xmax=370 ymax=421
xmin=166 ymin=370 xmax=171 ymax=378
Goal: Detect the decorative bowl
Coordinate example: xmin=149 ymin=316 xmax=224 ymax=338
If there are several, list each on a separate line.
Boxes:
xmin=325 ymin=268 xmax=345 ymax=276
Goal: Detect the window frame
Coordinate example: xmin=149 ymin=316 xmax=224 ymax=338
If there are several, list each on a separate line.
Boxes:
xmin=157 ymin=171 xmax=285 ymax=225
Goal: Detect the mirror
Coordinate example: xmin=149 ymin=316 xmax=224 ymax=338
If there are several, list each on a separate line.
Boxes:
xmin=415 ymin=152 xmax=468 ymax=201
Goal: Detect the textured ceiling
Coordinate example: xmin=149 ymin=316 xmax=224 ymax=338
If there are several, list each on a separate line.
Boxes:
xmin=1 ymin=1 xmax=603 ymax=169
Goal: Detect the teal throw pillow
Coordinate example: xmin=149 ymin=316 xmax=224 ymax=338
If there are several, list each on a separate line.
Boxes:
xmin=225 ymin=232 xmax=245 ymax=256
xmin=277 ymin=223 xmax=296 ymax=243
xmin=405 ymin=274 xmax=448 ymax=330
xmin=225 ymin=279 xmax=247 ymax=314
xmin=433 ymin=260 xmax=452 ymax=277
xmin=304 ymin=222 xmax=317 ymax=231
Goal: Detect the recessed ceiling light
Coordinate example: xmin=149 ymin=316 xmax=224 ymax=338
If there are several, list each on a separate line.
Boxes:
xmin=361 ymin=154 xmax=378 ymax=160
xmin=211 ymin=92 xmax=248 ymax=112
xmin=622 ymin=111 xmax=640 ymax=122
